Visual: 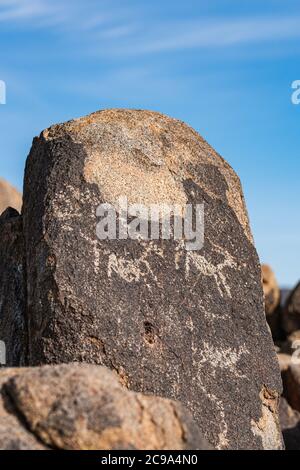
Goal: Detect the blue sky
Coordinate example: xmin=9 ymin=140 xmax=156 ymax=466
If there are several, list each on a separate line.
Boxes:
xmin=0 ymin=0 xmax=299 ymax=286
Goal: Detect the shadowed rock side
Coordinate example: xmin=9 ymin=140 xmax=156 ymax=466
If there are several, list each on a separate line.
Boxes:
xmin=0 ymin=208 xmax=26 ymax=366
xmin=22 ymin=109 xmax=283 ymax=449
xmin=0 ymin=364 xmax=211 ymax=450
xmin=0 ymin=178 xmax=22 ymax=215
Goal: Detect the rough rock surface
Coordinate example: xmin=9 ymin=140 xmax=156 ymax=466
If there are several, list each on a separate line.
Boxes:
xmin=0 ymin=364 xmax=210 ymax=450
xmin=0 ymin=208 xmax=26 ymax=366
xmin=22 ymin=109 xmax=283 ymax=449
xmin=0 ymin=178 xmax=22 ymax=215
xmin=261 ymin=264 xmax=282 ymax=339
xmin=279 ymin=397 xmax=300 ymax=450
xmin=282 ymin=282 xmax=300 ymax=335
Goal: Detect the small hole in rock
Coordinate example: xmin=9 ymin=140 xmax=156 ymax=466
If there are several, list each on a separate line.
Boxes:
xmin=144 ymin=321 xmax=157 ymax=345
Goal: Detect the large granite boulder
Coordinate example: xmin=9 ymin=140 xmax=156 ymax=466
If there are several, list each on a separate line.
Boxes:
xmin=0 ymin=208 xmax=26 ymax=366
xmin=0 ymin=364 xmax=210 ymax=450
xmin=0 ymin=178 xmax=22 ymax=215
xmin=20 ymin=109 xmax=283 ymax=449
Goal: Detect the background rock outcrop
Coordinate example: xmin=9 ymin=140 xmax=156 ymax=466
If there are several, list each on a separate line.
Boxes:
xmin=18 ymin=109 xmax=283 ymax=449
xmin=271 ymin=274 xmax=300 ymax=450
xmin=0 ymin=178 xmax=22 ymax=215
xmin=283 ymin=363 xmax=300 ymax=413
xmin=279 ymin=397 xmax=300 ymax=450
xmin=282 ymin=282 xmax=300 ymax=335
xmin=262 ymin=264 xmax=281 ymax=315
xmin=261 ymin=264 xmax=282 ymax=339
xmin=0 ymin=364 xmax=210 ymax=450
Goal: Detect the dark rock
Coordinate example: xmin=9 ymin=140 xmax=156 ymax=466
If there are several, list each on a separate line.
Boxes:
xmin=279 ymin=397 xmax=300 ymax=450
xmin=0 ymin=178 xmax=22 ymax=215
xmin=22 ymin=109 xmax=282 ymax=449
xmin=1 ymin=364 xmax=211 ymax=450
xmin=282 ymin=282 xmax=300 ymax=335
xmin=0 ymin=211 xmax=26 ymax=366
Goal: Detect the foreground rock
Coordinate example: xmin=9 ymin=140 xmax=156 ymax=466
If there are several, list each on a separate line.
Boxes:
xmin=0 ymin=178 xmax=22 ymax=215
xmin=261 ymin=264 xmax=282 ymax=339
xmin=0 ymin=364 xmax=210 ymax=450
xmin=279 ymin=397 xmax=300 ymax=450
xmin=282 ymin=282 xmax=300 ymax=335
xmin=0 ymin=208 xmax=26 ymax=366
xmin=0 ymin=368 xmax=46 ymax=450
xmin=20 ymin=109 xmax=283 ymax=449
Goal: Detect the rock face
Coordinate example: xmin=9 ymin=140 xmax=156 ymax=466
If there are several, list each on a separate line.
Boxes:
xmin=0 ymin=178 xmax=22 ymax=215
xmin=283 ymin=282 xmax=300 ymax=335
xmin=279 ymin=397 xmax=300 ymax=450
xmin=18 ymin=109 xmax=283 ymax=449
xmin=0 ymin=208 xmax=26 ymax=366
xmin=261 ymin=264 xmax=282 ymax=339
xmin=0 ymin=364 xmax=210 ymax=450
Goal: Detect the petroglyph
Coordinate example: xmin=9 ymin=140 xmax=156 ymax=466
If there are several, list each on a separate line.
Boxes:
xmin=197 ymin=341 xmax=249 ymax=379
xmin=185 ymin=251 xmax=237 ymax=297
xmin=108 ymin=251 xmax=158 ymax=285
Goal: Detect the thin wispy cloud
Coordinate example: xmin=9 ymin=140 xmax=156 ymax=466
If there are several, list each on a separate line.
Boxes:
xmin=121 ymin=16 xmax=300 ymax=54
xmin=0 ymin=0 xmax=130 ymax=31
xmin=0 ymin=0 xmax=59 ymax=22
xmin=1 ymin=0 xmax=300 ymax=56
